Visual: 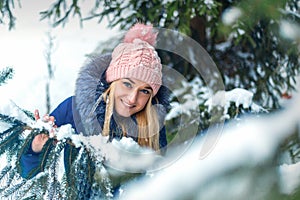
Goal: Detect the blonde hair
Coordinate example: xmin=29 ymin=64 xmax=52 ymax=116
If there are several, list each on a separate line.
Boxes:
xmin=101 ymin=82 xmax=160 ymax=152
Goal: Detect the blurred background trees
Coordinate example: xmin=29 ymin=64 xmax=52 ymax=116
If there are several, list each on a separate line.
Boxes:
xmin=1 ymin=0 xmax=300 ymax=198
xmin=1 ymin=0 xmax=299 ymax=158
xmin=2 ymin=0 xmax=298 ymax=109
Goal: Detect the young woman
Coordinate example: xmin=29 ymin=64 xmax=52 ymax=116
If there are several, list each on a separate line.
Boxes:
xmin=20 ymin=23 xmax=170 ymax=179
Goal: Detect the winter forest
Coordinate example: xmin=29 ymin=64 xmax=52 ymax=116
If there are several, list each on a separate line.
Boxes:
xmin=1 ymin=0 xmax=300 ymax=199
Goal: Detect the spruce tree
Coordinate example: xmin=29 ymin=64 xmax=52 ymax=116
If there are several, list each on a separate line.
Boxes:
xmin=0 ymin=0 xmax=300 ymax=199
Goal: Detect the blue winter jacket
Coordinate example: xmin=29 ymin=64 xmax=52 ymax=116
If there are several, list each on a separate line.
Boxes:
xmin=20 ymin=54 xmax=170 ymax=179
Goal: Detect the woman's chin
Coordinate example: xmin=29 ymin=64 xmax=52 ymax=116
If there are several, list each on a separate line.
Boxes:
xmin=115 ymin=110 xmax=132 ymax=118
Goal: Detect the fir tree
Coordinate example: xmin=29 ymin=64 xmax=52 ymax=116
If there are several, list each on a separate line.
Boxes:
xmin=1 ymin=0 xmax=299 ymax=128
xmin=0 ymin=67 xmax=109 ymax=199
xmin=0 ymin=110 xmax=112 ymax=199
xmin=1 ymin=0 xmax=300 ymax=199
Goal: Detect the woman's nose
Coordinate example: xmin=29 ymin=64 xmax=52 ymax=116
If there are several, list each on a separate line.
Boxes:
xmin=128 ymin=90 xmax=138 ymax=104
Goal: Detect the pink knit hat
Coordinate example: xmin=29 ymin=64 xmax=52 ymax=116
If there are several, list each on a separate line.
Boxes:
xmin=106 ymin=23 xmax=162 ymax=95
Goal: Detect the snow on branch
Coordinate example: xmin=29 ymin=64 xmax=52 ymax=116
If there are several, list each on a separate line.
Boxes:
xmin=205 ymin=88 xmax=267 ymax=116
xmin=121 ymin=89 xmax=300 ymax=200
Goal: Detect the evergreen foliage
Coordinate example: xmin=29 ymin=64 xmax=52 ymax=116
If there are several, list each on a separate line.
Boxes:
xmin=0 ymin=106 xmax=146 ymax=199
xmin=0 ymin=67 xmax=14 ymax=86
xmin=1 ymin=0 xmax=300 ymax=199
xmin=1 ymin=0 xmax=299 ymax=117
xmin=16 ymin=0 xmax=296 ymax=114
xmin=4 ymin=0 xmax=295 ymax=110
xmin=1 ymin=0 xmax=299 ymax=109
xmin=0 ymin=111 xmax=111 ymax=199
xmin=0 ymin=0 xmax=17 ymax=30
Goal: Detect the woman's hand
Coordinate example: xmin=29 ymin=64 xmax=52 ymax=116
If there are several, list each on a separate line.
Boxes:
xmin=31 ymin=109 xmax=56 ymax=153
xmin=31 ymin=133 xmax=49 ymax=153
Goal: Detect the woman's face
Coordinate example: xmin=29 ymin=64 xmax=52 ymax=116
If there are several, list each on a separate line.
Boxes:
xmin=113 ymin=78 xmax=152 ymax=117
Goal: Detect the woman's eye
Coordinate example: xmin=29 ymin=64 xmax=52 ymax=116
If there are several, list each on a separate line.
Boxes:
xmin=123 ymin=82 xmax=132 ymax=88
xmin=141 ymin=89 xmax=150 ymax=94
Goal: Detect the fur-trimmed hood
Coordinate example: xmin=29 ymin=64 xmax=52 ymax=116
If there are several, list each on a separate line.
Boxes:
xmin=73 ymin=53 xmax=171 ymax=136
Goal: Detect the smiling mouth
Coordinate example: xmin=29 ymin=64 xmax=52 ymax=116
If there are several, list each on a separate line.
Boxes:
xmin=122 ymin=100 xmax=135 ymax=108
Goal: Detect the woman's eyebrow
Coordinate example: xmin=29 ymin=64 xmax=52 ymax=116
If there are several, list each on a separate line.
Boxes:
xmin=125 ymin=78 xmax=135 ymax=84
xmin=144 ymin=86 xmax=152 ymax=90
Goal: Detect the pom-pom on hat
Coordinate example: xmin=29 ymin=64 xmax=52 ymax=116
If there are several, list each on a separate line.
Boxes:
xmin=106 ymin=23 xmax=162 ymax=95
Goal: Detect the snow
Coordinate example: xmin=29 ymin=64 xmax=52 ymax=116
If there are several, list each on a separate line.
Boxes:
xmin=204 ymin=0 xmax=214 ymax=9
xmin=0 ymin=0 xmax=119 ymax=115
xmin=1 ymin=1 xmax=300 ymax=198
xmin=205 ymin=88 xmax=266 ymax=115
xmin=121 ymin=91 xmax=300 ymax=200
xmin=30 ymin=116 xmax=160 ymax=173
xmin=81 ymin=135 xmax=161 ymax=173
xmin=0 ymin=97 xmax=34 ymax=125
xmin=222 ymin=7 xmax=242 ymax=25
xmin=279 ymin=162 xmax=300 ymax=194
xmin=3 ymin=83 xmax=299 ymax=199
xmin=215 ymin=41 xmax=231 ymax=51
xmin=280 ymin=20 xmax=300 ymax=40
xmin=166 ymin=77 xmax=207 ymax=120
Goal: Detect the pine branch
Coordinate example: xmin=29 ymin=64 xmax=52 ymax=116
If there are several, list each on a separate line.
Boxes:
xmin=0 ymin=124 xmax=23 ymax=140
xmin=2 ymin=178 xmax=27 ymax=199
xmin=0 ymin=167 xmax=18 ymax=194
xmin=74 ymin=147 xmax=96 ymax=199
xmin=0 ymin=165 xmax=12 ymax=181
xmin=29 ymin=174 xmax=49 ymax=198
xmin=9 ymin=101 xmax=35 ymax=121
xmin=0 ymin=67 xmax=14 ymax=86
xmin=45 ymin=141 xmax=65 ymax=199
xmin=0 ymin=107 xmax=99 ymax=199
xmin=12 ymin=178 xmax=37 ymax=200
xmin=0 ymin=125 xmax=25 ymax=157
xmin=61 ymin=143 xmax=80 ymax=198
xmin=0 ymin=166 xmax=12 ymax=194
xmin=0 ymin=115 xmax=117 ymax=199
xmin=0 ymin=113 xmax=27 ymax=126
